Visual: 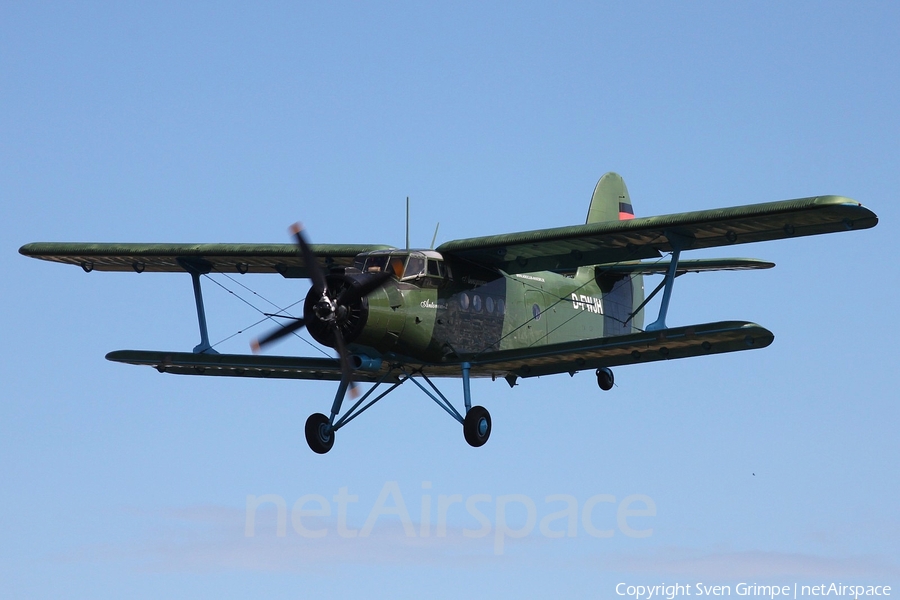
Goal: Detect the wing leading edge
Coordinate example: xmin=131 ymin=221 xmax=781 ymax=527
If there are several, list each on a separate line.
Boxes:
xmin=437 ymin=195 xmax=876 ymax=274
xmin=19 ymin=242 xmax=395 ymax=278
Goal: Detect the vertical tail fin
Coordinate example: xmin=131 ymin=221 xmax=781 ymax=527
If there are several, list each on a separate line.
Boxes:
xmin=586 ymin=172 xmax=634 ymax=224
xmin=586 ymin=172 xmax=644 ymax=333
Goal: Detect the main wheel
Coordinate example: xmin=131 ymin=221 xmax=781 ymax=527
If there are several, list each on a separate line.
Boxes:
xmin=596 ymin=367 xmax=614 ymax=391
xmin=463 ymin=405 xmax=492 ymax=447
xmin=305 ymin=413 xmax=335 ymax=454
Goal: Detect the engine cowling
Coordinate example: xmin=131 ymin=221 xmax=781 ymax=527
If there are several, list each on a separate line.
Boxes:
xmin=303 ymin=272 xmax=371 ymax=348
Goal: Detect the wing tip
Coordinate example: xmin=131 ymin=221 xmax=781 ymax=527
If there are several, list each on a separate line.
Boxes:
xmin=19 ymin=242 xmax=42 ymax=257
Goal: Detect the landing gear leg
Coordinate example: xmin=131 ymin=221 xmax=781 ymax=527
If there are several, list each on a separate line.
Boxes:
xmin=596 ymin=367 xmax=614 ymax=391
xmin=302 ymin=362 xmax=495 ymax=453
xmin=461 ymin=362 xmax=492 ymax=447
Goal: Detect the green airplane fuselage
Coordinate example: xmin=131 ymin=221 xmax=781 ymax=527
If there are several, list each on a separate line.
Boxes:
xmin=344 ymin=249 xmax=645 ymax=362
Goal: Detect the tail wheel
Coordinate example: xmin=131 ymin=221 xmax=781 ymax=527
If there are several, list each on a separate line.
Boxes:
xmin=305 ymin=413 xmax=335 ymax=454
xmin=463 ymin=405 xmax=492 ymax=447
xmin=596 ymin=367 xmax=614 ymax=391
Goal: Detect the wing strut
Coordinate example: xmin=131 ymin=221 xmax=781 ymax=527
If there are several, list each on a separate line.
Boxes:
xmin=177 ymin=258 xmax=219 ymax=354
xmin=625 ymin=274 xmax=678 ymax=327
xmin=646 ymin=231 xmax=691 ymax=331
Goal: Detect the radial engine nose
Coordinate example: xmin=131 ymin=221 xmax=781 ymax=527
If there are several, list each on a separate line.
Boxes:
xmin=303 ymin=271 xmax=372 ymax=348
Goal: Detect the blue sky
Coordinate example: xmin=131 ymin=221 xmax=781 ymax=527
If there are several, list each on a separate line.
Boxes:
xmin=2 ymin=2 xmax=898 ymax=598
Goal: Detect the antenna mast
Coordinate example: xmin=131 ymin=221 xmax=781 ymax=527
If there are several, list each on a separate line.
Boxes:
xmin=430 ymin=222 xmax=440 ymax=250
xmin=405 ymin=196 xmax=410 ymax=250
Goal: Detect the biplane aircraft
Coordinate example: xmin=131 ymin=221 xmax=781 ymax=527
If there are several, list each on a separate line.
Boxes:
xmin=20 ymin=173 xmax=877 ymax=453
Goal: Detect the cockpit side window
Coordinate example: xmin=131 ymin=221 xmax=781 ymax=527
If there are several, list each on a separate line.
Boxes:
xmin=364 ymin=255 xmax=389 ymax=274
xmin=421 ymin=258 xmax=448 ymax=288
xmin=403 ymin=255 xmax=426 ymax=280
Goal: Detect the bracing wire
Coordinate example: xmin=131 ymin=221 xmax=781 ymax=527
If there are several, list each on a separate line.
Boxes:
xmin=202 ymin=272 xmax=330 ymax=357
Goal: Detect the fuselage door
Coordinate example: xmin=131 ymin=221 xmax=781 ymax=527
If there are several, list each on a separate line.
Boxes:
xmin=603 ymin=276 xmax=634 ymax=336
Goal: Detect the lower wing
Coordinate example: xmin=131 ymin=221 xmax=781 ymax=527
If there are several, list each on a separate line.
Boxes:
xmin=108 ymin=320 xmax=771 ymax=382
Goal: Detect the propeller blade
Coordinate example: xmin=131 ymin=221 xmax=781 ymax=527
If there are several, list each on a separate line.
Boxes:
xmin=251 ymin=317 xmax=307 ymax=352
xmin=290 ymin=222 xmax=328 ymax=296
xmin=337 ymin=271 xmax=394 ymax=306
xmin=330 ymin=323 xmax=359 ymax=399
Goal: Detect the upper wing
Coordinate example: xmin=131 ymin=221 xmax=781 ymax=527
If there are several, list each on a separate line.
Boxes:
xmin=437 ymin=195 xmax=877 ymax=274
xmin=18 ymin=242 xmax=395 ymax=278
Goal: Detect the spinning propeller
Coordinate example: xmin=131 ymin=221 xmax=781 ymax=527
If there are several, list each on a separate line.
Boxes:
xmin=251 ymin=223 xmax=393 ymax=399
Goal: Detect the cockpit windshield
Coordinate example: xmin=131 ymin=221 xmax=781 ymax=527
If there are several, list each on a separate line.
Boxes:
xmin=357 ymin=251 xmax=447 ymax=288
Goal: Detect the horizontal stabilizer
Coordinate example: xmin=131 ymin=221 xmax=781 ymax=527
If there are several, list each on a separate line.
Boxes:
xmin=597 ymin=257 xmax=774 ymax=276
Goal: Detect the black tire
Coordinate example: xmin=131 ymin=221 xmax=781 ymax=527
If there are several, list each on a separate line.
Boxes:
xmin=463 ymin=405 xmax=492 ymax=447
xmin=596 ymin=367 xmax=614 ymax=391
xmin=305 ymin=413 xmax=335 ymax=454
